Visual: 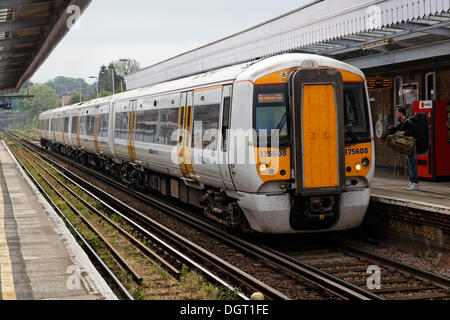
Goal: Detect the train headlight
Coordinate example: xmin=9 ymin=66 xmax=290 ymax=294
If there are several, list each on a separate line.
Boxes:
xmin=259 ymin=163 xmax=268 ymax=172
xmin=355 ymin=164 xmax=362 ymax=171
xmin=362 ymin=158 xmax=370 ymax=167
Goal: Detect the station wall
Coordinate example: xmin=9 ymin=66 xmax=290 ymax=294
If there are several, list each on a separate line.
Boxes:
xmin=366 ymin=60 xmax=450 ymax=170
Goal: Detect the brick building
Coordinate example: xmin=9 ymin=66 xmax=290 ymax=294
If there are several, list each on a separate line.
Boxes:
xmin=366 ymin=55 xmax=450 ymax=168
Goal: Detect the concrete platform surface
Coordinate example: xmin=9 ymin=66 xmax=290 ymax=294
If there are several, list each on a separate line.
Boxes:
xmin=0 ymin=141 xmax=116 ymax=300
xmin=371 ymin=168 xmax=450 ymax=215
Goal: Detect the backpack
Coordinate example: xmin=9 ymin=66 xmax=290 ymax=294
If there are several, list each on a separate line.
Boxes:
xmin=387 ymin=133 xmax=416 ymax=155
xmin=408 ymin=113 xmax=429 ymax=155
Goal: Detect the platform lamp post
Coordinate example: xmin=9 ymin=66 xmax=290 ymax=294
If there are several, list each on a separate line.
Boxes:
xmin=89 ymin=76 xmax=99 ymax=99
xmin=119 ymin=58 xmax=130 ymax=92
xmin=79 ymin=80 xmax=82 ymax=102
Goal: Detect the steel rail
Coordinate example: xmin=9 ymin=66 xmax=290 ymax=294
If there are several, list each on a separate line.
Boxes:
xmin=15 ymin=147 xmax=144 ymax=283
xmin=5 ymin=133 xmax=270 ymax=300
xmin=338 ymin=243 xmax=450 ymax=291
xmin=24 ymin=149 xmax=181 ymax=278
xmin=2 ymin=139 xmax=134 ymax=300
xmin=16 ymin=136 xmax=381 ymax=300
xmin=14 ymin=131 xmax=450 ymax=300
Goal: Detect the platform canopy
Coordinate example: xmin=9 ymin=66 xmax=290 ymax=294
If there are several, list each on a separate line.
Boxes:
xmin=0 ymin=0 xmax=91 ymax=94
xmin=126 ymin=0 xmax=450 ymax=90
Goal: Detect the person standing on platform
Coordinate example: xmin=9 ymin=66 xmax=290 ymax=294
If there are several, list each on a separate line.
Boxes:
xmin=388 ymin=108 xmax=419 ymax=191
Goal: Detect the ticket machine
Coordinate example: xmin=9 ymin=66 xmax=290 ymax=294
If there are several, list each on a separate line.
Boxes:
xmin=413 ymin=100 xmax=450 ymax=181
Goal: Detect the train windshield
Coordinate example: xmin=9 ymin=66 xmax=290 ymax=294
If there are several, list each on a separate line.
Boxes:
xmin=254 ymin=83 xmax=370 ymax=146
xmin=254 ymin=84 xmax=289 ymax=147
xmin=343 ymin=83 xmax=371 ymax=145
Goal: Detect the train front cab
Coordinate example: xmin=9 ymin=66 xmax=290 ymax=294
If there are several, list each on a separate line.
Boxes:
xmin=240 ymin=65 xmax=374 ymax=234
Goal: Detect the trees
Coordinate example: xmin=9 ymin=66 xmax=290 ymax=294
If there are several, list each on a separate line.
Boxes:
xmin=98 ymin=64 xmax=121 ymax=94
xmin=98 ymin=59 xmax=141 ymax=93
xmin=46 ymin=76 xmax=92 ymax=96
xmin=18 ymin=84 xmax=60 ymax=114
xmin=112 ymin=59 xmax=140 ymax=77
xmin=67 ymin=90 xmax=90 ymax=105
xmin=12 ymin=84 xmax=61 ymax=129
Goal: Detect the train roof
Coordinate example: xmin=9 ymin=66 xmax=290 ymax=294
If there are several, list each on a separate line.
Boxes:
xmin=41 ymin=53 xmax=365 ymax=118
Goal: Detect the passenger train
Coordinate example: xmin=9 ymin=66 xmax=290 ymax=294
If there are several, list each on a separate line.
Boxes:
xmin=39 ymin=54 xmax=374 ymax=234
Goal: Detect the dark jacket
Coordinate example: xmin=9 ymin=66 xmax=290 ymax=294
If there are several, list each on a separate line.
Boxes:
xmin=388 ymin=118 xmax=416 ymax=137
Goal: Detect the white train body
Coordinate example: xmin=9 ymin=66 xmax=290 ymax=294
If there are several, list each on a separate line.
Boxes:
xmin=39 ymin=54 xmax=375 ymax=234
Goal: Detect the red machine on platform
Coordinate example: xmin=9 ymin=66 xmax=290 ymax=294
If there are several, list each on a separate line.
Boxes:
xmin=413 ymin=100 xmax=450 ymax=181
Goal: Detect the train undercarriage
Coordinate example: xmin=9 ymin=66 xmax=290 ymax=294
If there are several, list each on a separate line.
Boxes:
xmin=41 ymin=139 xmax=252 ymax=232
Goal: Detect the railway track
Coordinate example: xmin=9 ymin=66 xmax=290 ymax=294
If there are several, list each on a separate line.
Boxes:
xmin=7 ymin=130 xmax=450 ymax=300
xmin=267 ymin=241 xmax=450 ymax=300
xmin=3 ymin=133 xmax=251 ymax=300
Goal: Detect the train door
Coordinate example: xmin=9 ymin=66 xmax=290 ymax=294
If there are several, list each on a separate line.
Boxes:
xmin=219 ymin=85 xmax=236 ymax=190
xmin=290 ymin=69 xmax=345 ymax=195
xmin=93 ymin=107 xmax=100 ymax=154
xmin=76 ymin=114 xmax=81 ymax=148
xmin=109 ymin=102 xmax=117 ymax=157
xmin=127 ymin=100 xmax=137 ymax=162
xmin=191 ymin=87 xmax=223 ymax=187
xmin=177 ymin=91 xmax=197 ymax=181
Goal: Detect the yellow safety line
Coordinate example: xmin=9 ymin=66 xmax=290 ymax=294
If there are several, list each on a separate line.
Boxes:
xmin=0 ymin=180 xmax=17 ymax=300
xmin=371 ymin=186 xmax=450 ymax=200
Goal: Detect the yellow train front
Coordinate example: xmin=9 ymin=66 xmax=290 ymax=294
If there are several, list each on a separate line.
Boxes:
xmin=39 ymin=53 xmax=374 ymax=234
xmin=230 ymin=54 xmax=374 ymax=233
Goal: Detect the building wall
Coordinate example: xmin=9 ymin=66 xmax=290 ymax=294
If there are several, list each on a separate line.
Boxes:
xmin=368 ymin=67 xmax=449 ymax=169
xmin=438 ymin=69 xmax=450 ymax=100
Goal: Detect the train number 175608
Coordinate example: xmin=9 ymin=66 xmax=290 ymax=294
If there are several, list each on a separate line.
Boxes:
xmin=344 ymin=148 xmax=369 ymax=156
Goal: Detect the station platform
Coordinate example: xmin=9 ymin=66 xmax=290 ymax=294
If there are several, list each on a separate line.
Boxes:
xmin=0 ymin=141 xmax=116 ymax=300
xmin=363 ymin=168 xmax=450 ymax=254
xmin=371 ymin=168 xmax=450 ymax=214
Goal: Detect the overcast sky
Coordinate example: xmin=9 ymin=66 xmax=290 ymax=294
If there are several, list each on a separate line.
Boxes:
xmin=31 ymin=0 xmax=311 ymax=84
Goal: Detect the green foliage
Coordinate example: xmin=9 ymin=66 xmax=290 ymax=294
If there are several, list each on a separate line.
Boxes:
xmin=99 ymin=88 xmax=113 ymax=97
xmin=67 ymin=90 xmax=91 ymax=105
xmin=46 ymin=76 xmax=92 ymax=96
xmin=18 ymin=84 xmax=60 ymax=114
xmin=7 ymin=84 xmax=61 ymax=129
xmin=98 ymin=64 xmax=123 ymax=94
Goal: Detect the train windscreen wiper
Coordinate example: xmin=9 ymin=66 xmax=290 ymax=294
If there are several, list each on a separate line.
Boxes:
xmin=345 ymin=121 xmax=362 ymax=143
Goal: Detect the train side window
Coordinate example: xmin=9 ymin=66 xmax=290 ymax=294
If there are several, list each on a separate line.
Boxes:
xmin=222 ymin=96 xmax=231 ymax=151
xmin=157 ymin=110 xmax=168 ymax=144
xmin=98 ymin=114 xmax=109 ymax=138
xmin=135 ymin=111 xmax=145 ymax=142
xmin=85 ymin=116 xmax=94 ymax=136
xmin=120 ymin=112 xmax=129 ymax=140
xmin=166 ymin=108 xmax=179 ymax=146
xmin=71 ymin=117 xmax=78 ymax=134
xmin=79 ymin=116 xmax=88 ymax=136
xmin=114 ymin=113 xmax=122 ymax=139
xmin=64 ymin=117 xmax=69 ymax=133
xmin=192 ymin=104 xmax=220 ymax=150
xmin=143 ymin=110 xmax=158 ymax=143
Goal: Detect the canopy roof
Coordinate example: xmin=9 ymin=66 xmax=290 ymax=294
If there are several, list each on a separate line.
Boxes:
xmin=126 ymin=0 xmax=450 ymax=90
xmin=0 ymin=0 xmax=91 ymax=94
